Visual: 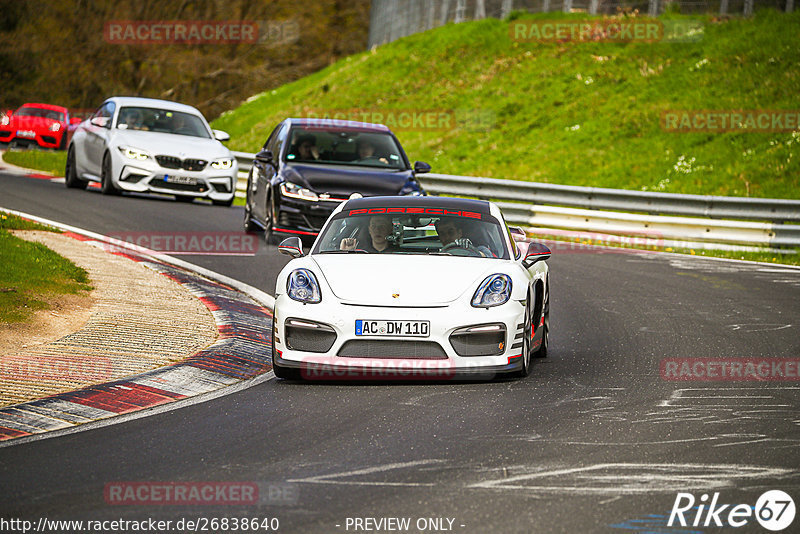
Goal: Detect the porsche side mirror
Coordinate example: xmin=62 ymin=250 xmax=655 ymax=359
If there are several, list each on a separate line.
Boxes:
xmin=278 ymin=237 xmax=304 ymax=258
xmin=213 ymin=129 xmax=230 ymax=142
xmin=69 ymin=117 xmax=82 ymax=125
xmin=523 ymin=242 xmax=551 ymax=268
xmin=413 ymin=161 xmax=431 ymax=174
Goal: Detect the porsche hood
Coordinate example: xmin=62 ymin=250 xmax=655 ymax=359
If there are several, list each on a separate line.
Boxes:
xmin=310 ymin=255 xmax=493 ymax=306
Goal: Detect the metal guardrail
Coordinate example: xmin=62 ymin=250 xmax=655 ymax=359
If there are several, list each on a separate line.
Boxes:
xmin=232 ymin=152 xmax=800 ymax=248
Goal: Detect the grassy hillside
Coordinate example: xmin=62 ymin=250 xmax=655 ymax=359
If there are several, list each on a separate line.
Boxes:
xmin=212 ymin=10 xmax=799 ymax=199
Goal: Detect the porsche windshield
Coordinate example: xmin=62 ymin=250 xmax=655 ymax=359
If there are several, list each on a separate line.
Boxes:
xmin=314 ymin=211 xmax=510 ymax=259
xmin=285 ymin=127 xmax=407 ymax=170
xmin=116 ymin=107 xmax=211 ymax=138
xmin=16 ymin=107 xmax=65 ymax=122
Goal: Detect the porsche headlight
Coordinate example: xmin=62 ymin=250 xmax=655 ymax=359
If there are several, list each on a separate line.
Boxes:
xmin=0 ymin=115 xmax=9 ymax=126
xmin=118 ymin=146 xmax=149 ymax=161
xmin=287 ymin=269 xmax=321 ymax=304
xmin=472 ymin=274 xmax=512 ymax=308
xmin=211 ymin=158 xmax=233 ymax=170
xmin=49 ymin=123 xmax=61 ymax=132
xmin=281 ymin=182 xmax=319 ymax=202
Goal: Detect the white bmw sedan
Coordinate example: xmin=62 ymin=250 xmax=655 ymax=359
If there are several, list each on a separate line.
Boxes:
xmin=272 ymin=196 xmax=551 ymax=381
xmin=66 ymin=96 xmax=237 ymax=206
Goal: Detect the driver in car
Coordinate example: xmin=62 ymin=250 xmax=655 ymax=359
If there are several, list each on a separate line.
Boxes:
xmin=435 ymin=218 xmax=493 ymax=257
xmin=356 ymin=139 xmax=388 ymax=164
xmin=340 ymin=215 xmax=398 ymax=253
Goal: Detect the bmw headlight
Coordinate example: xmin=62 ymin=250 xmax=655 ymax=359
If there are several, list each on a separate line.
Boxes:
xmin=472 ymin=274 xmax=512 ymax=308
xmin=287 ymin=269 xmax=321 ymax=304
xmin=211 ymin=158 xmax=234 ymax=170
xmin=281 ymin=182 xmax=319 ymax=202
xmin=118 ymin=146 xmax=149 ymax=161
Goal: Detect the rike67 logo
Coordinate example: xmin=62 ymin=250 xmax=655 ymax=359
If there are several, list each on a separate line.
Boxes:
xmin=669 ymin=490 xmax=795 ymax=531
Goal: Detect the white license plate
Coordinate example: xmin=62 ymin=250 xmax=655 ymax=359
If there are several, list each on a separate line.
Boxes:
xmin=163 ymin=174 xmax=197 ymax=185
xmin=16 ymin=130 xmax=35 ymax=138
xmin=355 ymin=320 xmax=429 ymax=337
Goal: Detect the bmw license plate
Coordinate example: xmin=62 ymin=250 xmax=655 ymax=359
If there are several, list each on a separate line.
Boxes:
xmin=163 ymin=174 xmax=197 ymax=185
xmin=355 ymin=320 xmax=429 ymax=337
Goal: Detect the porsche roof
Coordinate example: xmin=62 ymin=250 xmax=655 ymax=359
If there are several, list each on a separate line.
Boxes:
xmin=342 ymin=195 xmax=492 ymax=214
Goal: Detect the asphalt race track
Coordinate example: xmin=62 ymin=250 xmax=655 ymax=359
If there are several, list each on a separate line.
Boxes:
xmin=1 ymin=171 xmax=799 ymax=533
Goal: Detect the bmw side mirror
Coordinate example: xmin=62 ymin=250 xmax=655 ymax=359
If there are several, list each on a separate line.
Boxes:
xmin=413 ymin=161 xmax=431 ymax=174
xmin=213 ymin=129 xmax=230 ymax=142
xmin=278 ymin=237 xmax=303 ymax=258
xmin=90 ymin=116 xmax=110 ymax=128
xmin=523 ymin=242 xmax=551 ymax=268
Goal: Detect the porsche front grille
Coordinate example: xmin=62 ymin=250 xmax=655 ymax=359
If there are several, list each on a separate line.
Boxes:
xmin=337 ymin=340 xmax=447 ymax=359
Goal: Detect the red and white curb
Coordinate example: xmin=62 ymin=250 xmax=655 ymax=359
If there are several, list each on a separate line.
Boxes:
xmin=0 ymin=210 xmax=275 ymax=443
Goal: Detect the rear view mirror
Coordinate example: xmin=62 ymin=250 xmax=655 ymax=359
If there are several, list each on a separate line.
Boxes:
xmin=278 ymin=237 xmax=303 ymax=258
xmin=523 ymin=242 xmax=551 ymax=268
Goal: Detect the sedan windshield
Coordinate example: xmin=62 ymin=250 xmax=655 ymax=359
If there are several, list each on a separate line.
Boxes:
xmin=16 ymin=106 xmax=65 ymax=122
xmin=313 ymin=211 xmax=510 ymax=259
xmin=116 ymin=107 xmax=210 ymax=138
xmin=285 ymin=127 xmax=407 ymax=170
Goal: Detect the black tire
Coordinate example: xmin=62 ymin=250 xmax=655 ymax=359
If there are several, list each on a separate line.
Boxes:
xmin=533 ymin=293 xmax=549 ymax=359
xmin=212 ymin=197 xmax=234 ymax=207
xmin=517 ymin=294 xmax=533 ymax=377
xmin=243 ymin=201 xmax=259 ymax=232
xmin=100 ymin=152 xmax=120 ymax=195
xmin=272 ymin=359 xmax=301 ymax=380
xmin=263 ymin=192 xmax=276 ymax=245
xmin=64 ymin=146 xmax=87 ymax=189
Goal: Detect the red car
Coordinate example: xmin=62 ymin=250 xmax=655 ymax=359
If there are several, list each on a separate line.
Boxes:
xmin=0 ymin=103 xmax=81 ymax=150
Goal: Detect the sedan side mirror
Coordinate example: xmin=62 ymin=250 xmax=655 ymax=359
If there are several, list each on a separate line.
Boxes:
xmin=90 ymin=116 xmax=110 ymax=128
xmin=213 ymin=129 xmax=230 ymax=142
xmin=522 ymin=242 xmax=551 ymax=268
xmin=413 ymin=161 xmax=431 ymax=174
xmin=278 ymin=237 xmax=304 ymax=258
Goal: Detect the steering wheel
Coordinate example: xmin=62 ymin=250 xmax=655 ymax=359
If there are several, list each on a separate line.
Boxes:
xmin=441 ymin=239 xmax=482 ymax=257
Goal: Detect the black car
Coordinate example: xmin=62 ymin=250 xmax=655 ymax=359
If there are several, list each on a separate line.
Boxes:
xmin=243 ymin=118 xmax=429 ymax=242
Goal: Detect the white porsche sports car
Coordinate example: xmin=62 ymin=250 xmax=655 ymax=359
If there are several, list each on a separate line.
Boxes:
xmin=66 ymin=96 xmax=237 ymax=206
xmin=272 ymin=196 xmax=551 ymax=380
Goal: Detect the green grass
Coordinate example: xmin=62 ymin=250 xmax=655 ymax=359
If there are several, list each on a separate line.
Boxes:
xmin=212 ymin=9 xmax=799 ymax=199
xmin=0 ymin=213 xmax=92 ymax=324
xmin=2 ymin=149 xmax=66 ymax=176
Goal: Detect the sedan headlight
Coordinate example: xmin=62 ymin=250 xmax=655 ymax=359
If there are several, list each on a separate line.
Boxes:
xmin=118 ymin=146 xmax=149 ymax=161
xmin=211 ymin=158 xmax=234 ymax=170
xmin=472 ymin=274 xmax=512 ymax=308
xmin=281 ymin=182 xmax=319 ymax=202
xmin=49 ymin=123 xmax=61 ymax=132
xmin=287 ymin=269 xmax=321 ymax=304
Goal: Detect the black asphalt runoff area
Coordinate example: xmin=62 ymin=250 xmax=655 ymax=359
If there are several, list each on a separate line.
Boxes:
xmin=1 ymin=172 xmax=799 ymax=533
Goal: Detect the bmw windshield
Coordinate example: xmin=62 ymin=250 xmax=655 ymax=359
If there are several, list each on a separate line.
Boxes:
xmin=116 ymin=107 xmax=211 ymax=139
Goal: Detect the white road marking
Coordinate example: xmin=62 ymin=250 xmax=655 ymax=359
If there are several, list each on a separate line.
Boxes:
xmin=288 ymin=460 xmax=446 ymax=487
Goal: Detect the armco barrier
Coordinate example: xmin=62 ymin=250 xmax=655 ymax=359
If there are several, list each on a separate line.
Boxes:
xmin=232 ymin=152 xmax=800 ymax=248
